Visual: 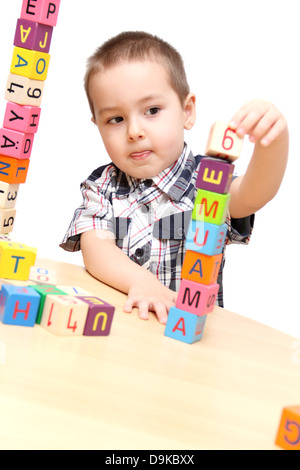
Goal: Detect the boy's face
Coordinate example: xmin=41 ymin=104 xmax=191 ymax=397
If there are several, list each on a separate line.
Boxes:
xmin=89 ymin=60 xmax=196 ymax=179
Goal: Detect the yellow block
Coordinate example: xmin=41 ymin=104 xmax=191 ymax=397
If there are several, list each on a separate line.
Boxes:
xmin=0 ymin=241 xmax=37 ymax=281
xmin=10 ymin=46 xmax=50 ymax=81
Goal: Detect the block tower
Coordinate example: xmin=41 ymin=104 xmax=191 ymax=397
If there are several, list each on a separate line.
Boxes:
xmin=165 ymin=122 xmax=243 ymax=344
xmin=0 ymin=0 xmax=61 ymax=281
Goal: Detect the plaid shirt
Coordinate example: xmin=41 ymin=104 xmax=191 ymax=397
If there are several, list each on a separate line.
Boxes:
xmin=60 ymin=145 xmax=254 ymax=307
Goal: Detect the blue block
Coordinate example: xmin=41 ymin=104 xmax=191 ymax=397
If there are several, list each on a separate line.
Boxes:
xmin=164 ymin=306 xmax=207 ymax=344
xmin=0 ymin=285 xmax=41 ymax=327
xmin=185 ymin=219 xmax=227 ymax=256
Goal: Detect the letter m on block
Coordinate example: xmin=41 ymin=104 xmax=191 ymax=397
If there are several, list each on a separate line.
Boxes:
xmin=199 ymin=197 xmax=218 ymax=219
xmin=182 ymin=287 xmax=201 ymax=309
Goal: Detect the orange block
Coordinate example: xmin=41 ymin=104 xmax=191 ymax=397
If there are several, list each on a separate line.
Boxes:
xmin=275 ymin=405 xmax=300 ymax=450
xmin=181 ymin=250 xmax=223 ymax=285
xmin=0 ymin=155 xmax=29 ymax=184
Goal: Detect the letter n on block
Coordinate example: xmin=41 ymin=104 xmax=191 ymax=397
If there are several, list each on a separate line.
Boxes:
xmin=164 ymin=307 xmax=207 ymax=344
xmin=0 ymin=285 xmax=40 ymax=327
xmin=275 ymin=405 xmax=300 ymax=450
xmin=78 ymin=296 xmax=115 ymax=336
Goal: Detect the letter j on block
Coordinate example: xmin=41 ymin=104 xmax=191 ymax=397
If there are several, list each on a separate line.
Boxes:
xmin=21 ymin=0 xmax=61 ymax=27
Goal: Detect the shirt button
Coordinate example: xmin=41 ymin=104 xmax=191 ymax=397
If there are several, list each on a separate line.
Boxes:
xmin=135 ymin=248 xmax=144 ymax=258
xmin=141 ymin=205 xmax=149 ymax=213
xmin=144 ymin=179 xmax=152 ymax=188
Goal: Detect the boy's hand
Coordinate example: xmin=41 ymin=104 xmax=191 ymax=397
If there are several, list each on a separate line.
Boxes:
xmin=123 ymin=278 xmax=177 ymax=325
xmin=229 ymin=100 xmax=287 ymax=147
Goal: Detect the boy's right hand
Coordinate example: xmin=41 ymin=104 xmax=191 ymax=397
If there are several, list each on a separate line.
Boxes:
xmin=123 ymin=277 xmax=177 ymax=325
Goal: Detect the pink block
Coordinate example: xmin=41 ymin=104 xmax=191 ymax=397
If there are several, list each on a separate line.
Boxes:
xmin=176 ymin=279 xmax=219 ymax=316
xmin=14 ymin=18 xmax=53 ymax=53
xmin=4 ymin=102 xmax=41 ymax=134
xmin=0 ymin=128 xmax=34 ymax=159
xmin=196 ymin=157 xmax=234 ymax=193
xmin=21 ymin=0 xmax=61 ymax=27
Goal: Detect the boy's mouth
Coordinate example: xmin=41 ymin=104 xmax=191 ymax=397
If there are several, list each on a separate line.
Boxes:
xmin=130 ymin=150 xmax=152 ymax=160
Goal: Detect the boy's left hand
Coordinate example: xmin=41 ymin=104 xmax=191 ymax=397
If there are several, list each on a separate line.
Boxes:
xmin=229 ymin=99 xmax=287 ymax=147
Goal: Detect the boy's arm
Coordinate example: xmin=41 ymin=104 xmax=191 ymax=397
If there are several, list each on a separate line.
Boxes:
xmin=80 ymin=229 xmax=177 ymax=324
xmin=228 ymin=100 xmax=288 ymax=218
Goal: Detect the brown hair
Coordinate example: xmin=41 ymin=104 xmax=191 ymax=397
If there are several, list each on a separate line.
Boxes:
xmin=84 ymin=31 xmax=190 ymax=116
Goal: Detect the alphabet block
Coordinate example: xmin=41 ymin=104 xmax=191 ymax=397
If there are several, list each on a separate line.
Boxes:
xmin=0 ymin=182 xmax=19 ymax=209
xmin=275 ymin=405 xmax=300 ymax=450
xmin=0 ymin=208 xmax=16 ymax=234
xmin=5 ymin=73 xmax=45 ymax=107
xmin=181 ymin=250 xmax=223 ymax=285
xmin=0 ymin=285 xmax=40 ymax=327
xmin=21 ymin=0 xmax=61 ymax=27
xmin=29 ymin=266 xmax=56 ymax=285
xmin=0 ymin=128 xmax=34 ymax=159
xmin=4 ymin=102 xmax=41 ymax=134
xmin=164 ymin=306 xmax=207 ymax=344
xmin=192 ymin=189 xmax=230 ymax=225
xmin=0 ymin=155 xmax=29 ymax=184
xmin=78 ymin=296 xmax=115 ymax=336
xmin=14 ymin=18 xmax=53 ymax=53
xmin=40 ymin=295 xmax=89 ymax=336
xmin=176 ymin=279 xmax=219 ymax=316
xmin=31 ymin=285 xmax=66 ymax=324
xmin=205 ymin=121 xmax=244 ymax=162
xmin=186 ymin=219 xmax=227 ymax=256
xmin=196 ymin=157 xmax=234 ymax=193
xmin=11 ymin=46 xmax=50 ymax=81
xmin=0 ymin=241 xmax=37 ymax=280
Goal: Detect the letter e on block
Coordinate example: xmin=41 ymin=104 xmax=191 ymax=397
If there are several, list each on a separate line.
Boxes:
xmin=21 ymin=0 xmax=61 ymax=27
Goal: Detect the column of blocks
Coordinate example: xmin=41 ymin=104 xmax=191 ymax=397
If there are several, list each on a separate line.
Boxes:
xmin=0 ymin=0 xmax=61 ymax=277
xmin=165 ymin=122 xmax=243 ymax=344
xmin=0 ymin=282 xmax=116 ymax=337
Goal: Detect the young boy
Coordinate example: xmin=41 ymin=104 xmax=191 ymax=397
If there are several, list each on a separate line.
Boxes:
xmin=60 ymin=31 xmax=288 ymax=325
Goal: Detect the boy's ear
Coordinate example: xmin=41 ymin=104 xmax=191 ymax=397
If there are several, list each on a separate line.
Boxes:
xmin=183 ymin=93 xmax=196 ymax=130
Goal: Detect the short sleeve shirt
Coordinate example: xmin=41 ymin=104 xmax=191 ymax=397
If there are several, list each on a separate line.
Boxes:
xmin=60 ymin=145 xmax=254 ymax=307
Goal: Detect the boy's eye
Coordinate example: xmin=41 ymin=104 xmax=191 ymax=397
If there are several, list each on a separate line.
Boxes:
xmin=108 ymin=116 xmax=124 ymax=124
xmin=146 ymin=107 xmax=160 ymax=116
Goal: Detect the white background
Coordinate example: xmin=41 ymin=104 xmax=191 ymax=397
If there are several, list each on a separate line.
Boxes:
xmin=0 ymin=0 xmax=299 ymax=337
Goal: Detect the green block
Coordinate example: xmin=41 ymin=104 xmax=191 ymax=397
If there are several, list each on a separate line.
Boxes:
xmin=30 ymin=285 xmax=67 ymax=324
xmin=192 ymin=189 xmax=230 ymax=225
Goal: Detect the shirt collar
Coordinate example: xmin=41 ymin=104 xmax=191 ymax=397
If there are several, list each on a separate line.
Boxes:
xmin=116 ymin=144 xmax=197 ymax=202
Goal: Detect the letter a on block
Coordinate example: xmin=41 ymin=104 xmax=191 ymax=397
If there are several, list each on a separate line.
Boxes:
xmin=164 ymin=307 xmax=207 ymax=344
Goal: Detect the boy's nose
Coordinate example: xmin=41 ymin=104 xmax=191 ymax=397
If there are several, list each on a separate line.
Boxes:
xmin=127 ymin=119 xmax=145 ymax=142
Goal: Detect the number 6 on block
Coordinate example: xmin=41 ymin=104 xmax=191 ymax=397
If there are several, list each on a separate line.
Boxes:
xmin=205 ymin=121 xmax=244 ymax=162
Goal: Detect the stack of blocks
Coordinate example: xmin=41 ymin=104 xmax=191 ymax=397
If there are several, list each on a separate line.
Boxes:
xmin=0 ymin=0 xmax=61 ymax=280
xmin=165 ymin=122 xmax=243 ymax=344
xmin=0 ymin=283 xmax=115 ymax=337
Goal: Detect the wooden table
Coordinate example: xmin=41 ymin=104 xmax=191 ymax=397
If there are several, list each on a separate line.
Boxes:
xmin=0 ymin=258 xmax=299 ymax=450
